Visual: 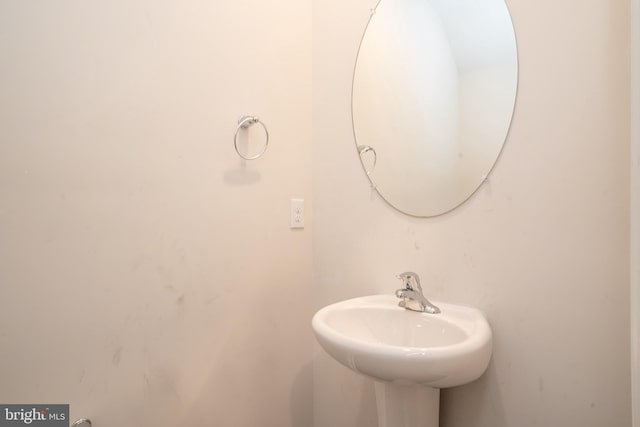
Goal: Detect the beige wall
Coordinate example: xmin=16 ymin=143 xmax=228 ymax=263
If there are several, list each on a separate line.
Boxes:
xmin=312 ymin=0 xmax=631 ymax=426
xmin=0 ymin=1 xmax=313 ymax=426
xmin=631 ymin=0 xmax=640 ymax=425
xmin=0 ymin=1 xmax=633 ymax=426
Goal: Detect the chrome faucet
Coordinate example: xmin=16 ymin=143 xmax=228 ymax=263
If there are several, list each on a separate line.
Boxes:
xmin=395 ymin=272 xmax=440 ymax=314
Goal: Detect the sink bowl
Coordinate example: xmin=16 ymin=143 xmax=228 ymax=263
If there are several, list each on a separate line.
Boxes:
xmin=312 ymin=294 xmax=492 ymax=388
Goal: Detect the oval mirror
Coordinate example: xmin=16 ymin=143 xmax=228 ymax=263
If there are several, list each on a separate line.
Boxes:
xmin=352 ymin=0 xmax=518 ymax=217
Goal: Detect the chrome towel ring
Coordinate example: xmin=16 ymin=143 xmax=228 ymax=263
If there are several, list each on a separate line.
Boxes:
xmin=71 ymin=419 xmax=92 ymax=427
xmin=234 ymin=115 xmax=269 ymax=160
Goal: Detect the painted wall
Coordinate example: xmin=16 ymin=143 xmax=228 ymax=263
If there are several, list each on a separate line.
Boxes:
xmin=312 ymin=1 xmax=631 ymax=427
xmin=0 ymin=1 xmax=632 ymax=425
xmin=631 ymin=1 xmax=640 ymax=425
xmin=0 ymin=1 xmax=313 ymax=426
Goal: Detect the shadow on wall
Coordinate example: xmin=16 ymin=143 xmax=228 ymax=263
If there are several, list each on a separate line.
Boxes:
xmin=440 ymin=358 xmax=507 ymax=427
xmin=224 ymin=163 xmax=262 ymax=186
xmin=355 ymin=379 xmax=379 ymax=425
xmin=290 ymin=362 xmax=314 ymax=426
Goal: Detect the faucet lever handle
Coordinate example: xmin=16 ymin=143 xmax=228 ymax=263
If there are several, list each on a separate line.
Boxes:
xmin=396 ymin=271 xmax=422 ymax=291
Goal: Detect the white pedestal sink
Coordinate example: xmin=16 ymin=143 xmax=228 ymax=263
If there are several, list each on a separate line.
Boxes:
xmin=312 ymin=294 xmax=492 ymax=427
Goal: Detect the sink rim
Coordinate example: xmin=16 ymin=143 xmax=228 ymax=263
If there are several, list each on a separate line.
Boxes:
xmin=312 ymin=295 xmax=491 ymax=357
xmin=312 ymin=294 xmax=493 ymax=386
xmin=313 ymin=294 xmax=491 ymax=356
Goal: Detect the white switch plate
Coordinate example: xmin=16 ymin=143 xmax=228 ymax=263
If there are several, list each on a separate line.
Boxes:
xmin=290 ymin=198 xmax=304 ymax=229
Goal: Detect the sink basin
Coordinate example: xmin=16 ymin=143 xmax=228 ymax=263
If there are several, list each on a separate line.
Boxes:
xmin=312 ymin=294 xmax=492 ymax=388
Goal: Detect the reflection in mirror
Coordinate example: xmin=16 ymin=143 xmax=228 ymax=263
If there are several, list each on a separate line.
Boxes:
xmin=352 ymin=0 xmax=518 ymax=217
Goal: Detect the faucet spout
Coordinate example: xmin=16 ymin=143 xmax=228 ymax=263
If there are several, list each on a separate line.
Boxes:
xmin=395 ymin=272 xmax=440 ymax=314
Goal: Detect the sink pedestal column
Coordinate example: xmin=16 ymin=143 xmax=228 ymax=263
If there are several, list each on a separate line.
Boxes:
xmin=374 ymin=382 xmax=439 ymax=427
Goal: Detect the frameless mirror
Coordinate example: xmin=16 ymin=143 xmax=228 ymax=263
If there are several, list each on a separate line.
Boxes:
xmin=352 ymin=0 xmax=518 ymax=217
